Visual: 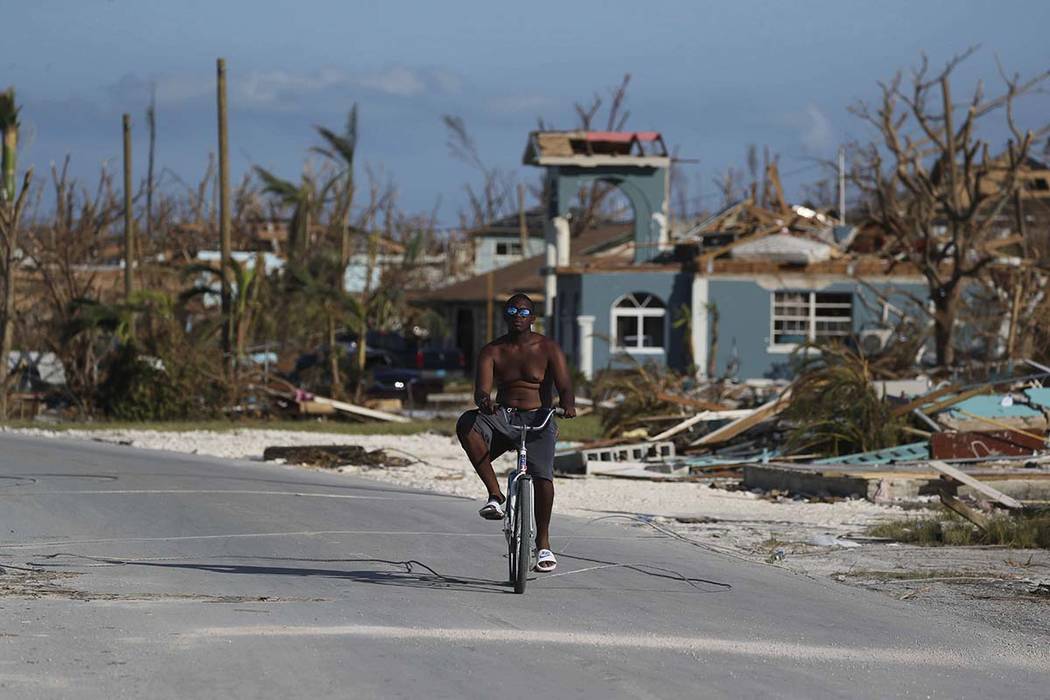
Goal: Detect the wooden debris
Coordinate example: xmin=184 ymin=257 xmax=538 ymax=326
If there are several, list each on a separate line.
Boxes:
xmin=951 ymin=409 xmax=1050 ymax=444
xmin=649 ymin=409 xmax=753 ymax=441
xmin=890 ymin=383 xmax=962 ymax=417
xmin=298 ymin=400 xmax=337 ymax=416
xmin=309 ymin=395 xmax=411 ymax=423
xmin=938 ymin=489 xmax=990 ymax=530
xmin=693 ymin=390 xmax=792 ymax=447
xmin=929 ymin=460 xmax=1024 ymax=510
xmin=919 ymin=387 xmax=991 ymax=416
xmin=262 ymin=445 xmax=411 ymax=469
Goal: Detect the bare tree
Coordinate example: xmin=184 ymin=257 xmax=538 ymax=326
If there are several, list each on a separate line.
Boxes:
xmin=441 ymin=114 xmax=517 ymax=228
xmin=567 ymin=73 xmax=632 ymax=234
xmin=849 ymin=49 xmax=1050 ymax=366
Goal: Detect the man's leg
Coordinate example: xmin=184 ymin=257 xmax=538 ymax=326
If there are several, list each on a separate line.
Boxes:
xmin=533 ymin=477 xmax=554 ymax=551
xmin=456 ymin=411 xmax=503 ymax=500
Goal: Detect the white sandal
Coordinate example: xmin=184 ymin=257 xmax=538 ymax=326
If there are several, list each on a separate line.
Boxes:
xmin=478 ymin=496 xmax=505 ymax=520
xmin=534 ymin=549 xmax=557 ymax=572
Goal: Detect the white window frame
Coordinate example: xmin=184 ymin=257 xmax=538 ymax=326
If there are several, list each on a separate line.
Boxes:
xmin=769 ymin=290 xmax=853 ymax=353
xmin=610 ymin=292 xmax=667 ymax=354
xmin=494 ymin=240 xmax=523 ymax=257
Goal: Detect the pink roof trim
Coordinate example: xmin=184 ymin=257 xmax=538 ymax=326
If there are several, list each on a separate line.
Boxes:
xmin=582 ymin=131 xmax=662 ymax=143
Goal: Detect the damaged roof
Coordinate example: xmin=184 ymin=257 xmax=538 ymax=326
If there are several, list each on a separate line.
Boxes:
xmin=422 ymin=224 xmax=632 ymax=303
xmin=523 ymin=130 xmax=669 ymax=167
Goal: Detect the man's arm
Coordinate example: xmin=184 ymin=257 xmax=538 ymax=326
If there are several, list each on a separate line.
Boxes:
xmin=548 ymin=341 xmax=576 ymax=418
xmin=474 ymin=345 xmax=496 ymax=414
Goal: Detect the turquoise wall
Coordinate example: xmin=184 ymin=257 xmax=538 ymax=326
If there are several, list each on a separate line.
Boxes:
xmin=551 ymin=166 xmax=667 ymax=263
xmin=560 ymin=270 xmax=689 ymax=372
xmin=705 ymin=278 xmax=928 ymax=379
xmin=561 ymin=270 xmax=929 ymax=379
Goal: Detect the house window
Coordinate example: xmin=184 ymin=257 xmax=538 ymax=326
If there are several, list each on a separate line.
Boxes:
xmin=771 ymin=291 xmax=853 ymax=348
xmin=612 ymin=292 xmax=666 ymax=352
xmin=495 ymin=241 xmax=523 ymax=256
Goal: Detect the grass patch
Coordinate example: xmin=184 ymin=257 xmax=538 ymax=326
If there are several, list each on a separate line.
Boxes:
xmin=557 ymin=413 xmax=602 ymax=442
xmin=868 ymin=508 xmax=1050 ymax=549
xmin=1 ymin=412 xmax=606 ymax=442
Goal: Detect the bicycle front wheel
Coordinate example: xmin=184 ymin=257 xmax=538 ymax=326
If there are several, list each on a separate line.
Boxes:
xmin=514 ymin=479 xmax=533 ymax=594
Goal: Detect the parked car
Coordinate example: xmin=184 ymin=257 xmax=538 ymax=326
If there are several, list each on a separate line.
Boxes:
xmin=366 ymin=367 xmax=443 ymax=404
xmin=338 ymin=330 xmax=465 ymax=380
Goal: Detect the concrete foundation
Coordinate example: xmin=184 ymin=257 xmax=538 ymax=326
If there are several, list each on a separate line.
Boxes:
xmin=743 ymin=462 xmax=1050 ymax=503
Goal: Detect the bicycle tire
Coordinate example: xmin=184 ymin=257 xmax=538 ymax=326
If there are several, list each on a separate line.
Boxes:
xmin=514 ymin=478 xmax=533 ymax=594
xmin=507 ymin=494 xmax=516 ymax=584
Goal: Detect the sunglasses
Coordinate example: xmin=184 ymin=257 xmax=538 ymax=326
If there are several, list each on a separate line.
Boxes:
xmin=505 ymin=306 xmax=533 ymax=318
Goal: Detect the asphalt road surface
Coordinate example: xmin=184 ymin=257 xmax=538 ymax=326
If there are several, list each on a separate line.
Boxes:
xmin=0 ymin=433 xmax=1047 ymax=699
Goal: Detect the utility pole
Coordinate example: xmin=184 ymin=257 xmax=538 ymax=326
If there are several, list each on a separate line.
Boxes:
xmin=146 ymin=85 xmax=156 ymax=241
xmin=485 ymin=271 xmax=494 ymax=342
xmin=122 ymin=114 xmax=135 ymax=303
xmin=518 ymin=183 xmax=528 ymax=258
xmin=217 ymin=58 xmax=232 ymax=372
xmin=837 ymin=147 xmax=846 ymax=225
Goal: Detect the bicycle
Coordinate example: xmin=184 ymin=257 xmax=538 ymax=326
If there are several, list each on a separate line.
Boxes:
xmin=503 ymin=406 xmax=557 ymax=594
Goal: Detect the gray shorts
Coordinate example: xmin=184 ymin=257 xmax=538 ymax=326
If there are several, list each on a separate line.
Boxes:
xmin=459 ymin=408 xmax=558 ymax=481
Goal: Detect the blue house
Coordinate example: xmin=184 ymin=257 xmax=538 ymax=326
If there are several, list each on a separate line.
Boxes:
xmin=521 ymin=130 xmax=929 ymax=381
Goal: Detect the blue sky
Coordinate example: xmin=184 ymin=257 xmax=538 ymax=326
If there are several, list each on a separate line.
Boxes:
xmin=7 ymin=0 xmax=1050 ymax=225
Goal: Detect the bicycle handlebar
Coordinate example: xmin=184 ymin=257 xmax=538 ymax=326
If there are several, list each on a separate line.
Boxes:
xmin=500 ymin=406 xmax=558 ymax=432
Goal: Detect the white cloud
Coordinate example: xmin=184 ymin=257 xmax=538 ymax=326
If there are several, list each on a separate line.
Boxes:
xmin=356 ymin=66 xmax=425 ymax=97
xmin=103 ymin=65 xmax=463 ymax=112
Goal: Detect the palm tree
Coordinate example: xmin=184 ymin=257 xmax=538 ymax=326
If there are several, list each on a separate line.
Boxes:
xmin=314 ymin=105 xmax=358 ymax=267
xmin=180 ymin=255 xmax=267 ymax=372
xmin=254 ymin=167 xmax=316 ymax=265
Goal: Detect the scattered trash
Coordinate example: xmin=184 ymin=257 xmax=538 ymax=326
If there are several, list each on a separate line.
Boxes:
xmin=807 ymin=534 xmax=862 ymax=549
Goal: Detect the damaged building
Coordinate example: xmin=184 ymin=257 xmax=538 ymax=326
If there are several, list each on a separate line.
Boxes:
xmin=425 ymin=130 xmax=929 ymax=379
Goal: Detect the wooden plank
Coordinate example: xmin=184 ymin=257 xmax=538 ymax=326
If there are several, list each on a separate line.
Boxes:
xmin=649 ymin=409 xmax=754 ymax=441
xmin=890 ymin=383 xmax=961 ymax=417
xmin=929 ymin=460 xmax=1024 ymax=510
xmin=939 ymin=490 xmax=990 ymax=530
xmin=920 ymin=387 xmax=992 ymax=415
xmin=310 ymin=395 xmax=411 ymax=423
xmin=693 ymin=391 xmax=792 ymax=446
xmin=952 ymin=409 xmax=1050 ymax=444
xmin=298 ymin=400 xmax=337 ymax=416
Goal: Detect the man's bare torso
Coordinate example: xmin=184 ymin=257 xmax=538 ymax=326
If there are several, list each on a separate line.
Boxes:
xmin=485 ymin=332 xmax=556 ymax=410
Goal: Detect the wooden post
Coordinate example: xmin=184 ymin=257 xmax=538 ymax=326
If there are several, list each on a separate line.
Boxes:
xmin=122 ymin=113 xmax=135 ymax=303
xmin=217 ymin=58 xmax=232 ymax=371
xmin=0 ymin=87 xmax=20 ymax=420
xmin=146 ymin=86 xmax=156 ymax=241
xmin=485 ymin=271 xmax=494 ymax=342
xmin=518 ymin=183 xmax=528 ymax=257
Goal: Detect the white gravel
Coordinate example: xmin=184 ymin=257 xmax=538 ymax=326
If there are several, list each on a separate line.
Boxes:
xmin=6 ymin=426 xmax=907 ymax=552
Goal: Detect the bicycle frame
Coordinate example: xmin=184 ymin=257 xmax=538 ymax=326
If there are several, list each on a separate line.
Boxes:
xmin=502 ymin=407 xmax=556 ymax=592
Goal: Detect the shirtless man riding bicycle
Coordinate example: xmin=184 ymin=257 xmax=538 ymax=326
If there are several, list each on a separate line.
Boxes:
xmin=456 ymin=293 xmax=576 ymax=573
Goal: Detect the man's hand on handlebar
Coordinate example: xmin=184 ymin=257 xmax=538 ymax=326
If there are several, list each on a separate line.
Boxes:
xmin=561 ymin=404 xmax=577 ymax=419
xmin=476 ymin=395 xmax=495 ymax=415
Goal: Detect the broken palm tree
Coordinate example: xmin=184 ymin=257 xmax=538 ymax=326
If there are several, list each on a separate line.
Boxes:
xmin=779 ymin=344 xmax=905 ymax=458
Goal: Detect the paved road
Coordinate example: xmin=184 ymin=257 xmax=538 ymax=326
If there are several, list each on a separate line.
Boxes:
xmin=0 ymin=433 xmax=1046 ymax=699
